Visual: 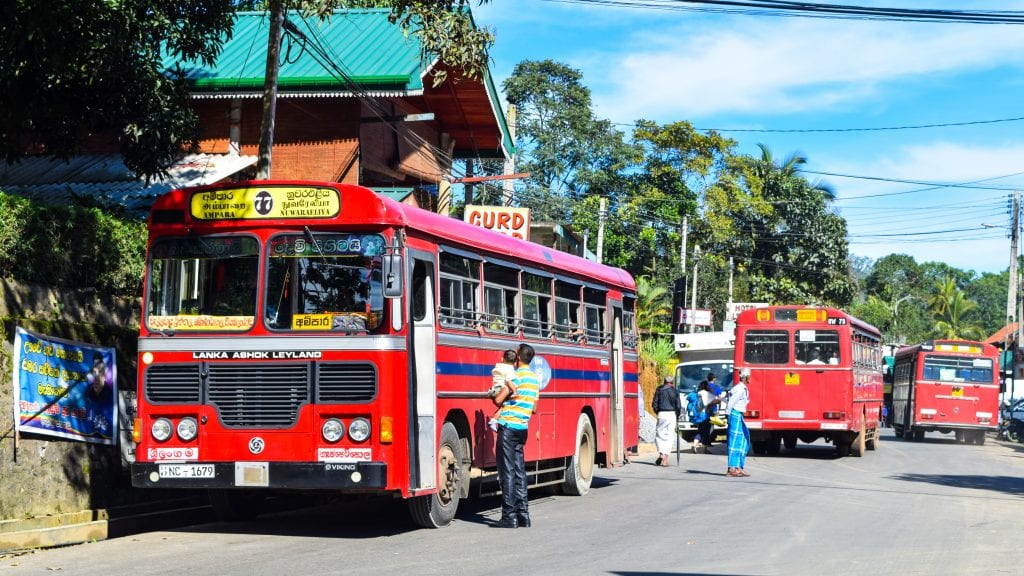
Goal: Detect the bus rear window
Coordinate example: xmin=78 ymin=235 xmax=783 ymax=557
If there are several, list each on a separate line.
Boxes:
xmin=923 ymin=355 xmax=993 ymax=383
xmin=744 ymin=330 xmax=789 ymax=364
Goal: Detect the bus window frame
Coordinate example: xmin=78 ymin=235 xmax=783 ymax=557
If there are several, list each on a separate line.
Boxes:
xmin=438 ymin=250 xmax=482 ymax=330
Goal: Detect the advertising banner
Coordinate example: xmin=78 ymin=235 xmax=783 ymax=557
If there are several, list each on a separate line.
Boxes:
xmin=12 ymin=327 xmax=117 ymax=445
xmin=463 ymin=204 xmax=531 ymax=240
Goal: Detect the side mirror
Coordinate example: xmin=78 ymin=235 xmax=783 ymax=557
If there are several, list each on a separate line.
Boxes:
xmin=383 ymin=253 xmax=403 ymax=298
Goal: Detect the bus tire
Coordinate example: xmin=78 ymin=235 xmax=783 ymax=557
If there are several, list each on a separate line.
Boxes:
xmin=209 ymin=490 xmax=264 ymax=521
xmin=783 ymin=435 xmax=798 ymax=451
xmin=766 ymin=434 xmax=781 ymax=455
xmin=851 ymin=420 xmax=866 ymax=458
xmin=408 ymin=422 xmax=462 ymax=528
xmin=866 ymin=426 xmax=879 ymax=451
xmin=561 ymin=414 xmax=596 ymax=496
xmin=913 ymin=429 xmax=925 ymax=442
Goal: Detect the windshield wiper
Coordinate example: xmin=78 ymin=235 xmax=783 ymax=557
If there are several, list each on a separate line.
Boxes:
xmin=304 ymin=226 xmax=330 ymax=266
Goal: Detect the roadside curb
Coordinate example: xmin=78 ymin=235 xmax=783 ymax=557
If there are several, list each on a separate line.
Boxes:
xmin=0 ymin=498 xmax=213 ymax=554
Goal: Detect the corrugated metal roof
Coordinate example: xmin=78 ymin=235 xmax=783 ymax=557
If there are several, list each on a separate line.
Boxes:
xmin=0 ymin=153 xmax=256 ymax=214
xmin=166 ymin=9 xmax=424 ymax=93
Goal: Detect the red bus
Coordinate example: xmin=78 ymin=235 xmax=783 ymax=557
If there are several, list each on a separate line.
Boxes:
xmin=891 ymin=340 xmax=1000 ymax=444
xmin=734 ymin=306 xmax=883 ymax=457
xmin=129 ymin=181 xmax=639 ymax=527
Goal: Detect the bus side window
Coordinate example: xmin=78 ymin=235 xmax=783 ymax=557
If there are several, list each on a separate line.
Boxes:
xmin=412 ymin=260 xmax=432 ymax=322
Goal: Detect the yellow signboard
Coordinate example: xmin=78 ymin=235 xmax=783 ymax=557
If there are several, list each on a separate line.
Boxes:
xmin=190 ymin=186 xmax=341 ymax=220
xmin=291 ymin=314 xmax=333 ymax=330
xmin=796 ymin=309 xmax=825 ymax=322
xmin=785 ymin=372 xmax=800 ymax=386
xmin=952 ymin=386 xmax=963 ymax=397
xmin=149 ymin=315 xmax=254 ymax=331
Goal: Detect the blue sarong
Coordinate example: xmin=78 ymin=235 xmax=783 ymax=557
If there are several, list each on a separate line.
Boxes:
xmin=727 ymin=408 xmax=750 ymax=469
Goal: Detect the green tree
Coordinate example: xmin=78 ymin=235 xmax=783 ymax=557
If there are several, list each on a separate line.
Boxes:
xmin=0 ymin=0 xmax=237 ymax=180
xmin=733 ymin=145 xmax=854 ymax=306
xmin=635 ymin=275 xmax=672 ymax=337
xmin=503 ymin=59 xmax=637 ymax=222
xmin=932 ymin=290 xmax=985 ymax=340
xmin=965 ymin=271 xmax=1008 ymax=339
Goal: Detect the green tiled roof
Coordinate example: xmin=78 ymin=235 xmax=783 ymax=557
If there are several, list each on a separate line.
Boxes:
xmin=164 ymin=9 xmax=424 ymax=92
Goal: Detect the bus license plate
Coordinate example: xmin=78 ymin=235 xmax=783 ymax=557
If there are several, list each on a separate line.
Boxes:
xmin=159 ymin=464 xmax=215 ymax=479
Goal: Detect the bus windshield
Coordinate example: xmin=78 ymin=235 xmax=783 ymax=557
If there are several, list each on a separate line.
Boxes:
xmin=265 ymin=233 xmax=386 ymax=332
xmin=147 ymin=236 xmax=260 ymax=332
xmin=922 ymin=355 xmax=993 ymax=384
xmin=675 ymin=361 xmax=735 ymax=394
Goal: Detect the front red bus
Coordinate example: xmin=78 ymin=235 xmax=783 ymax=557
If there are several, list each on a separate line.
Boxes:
xmin=129 ymin=181 xmax=638 ymax=527
xmin=734 ymin=306 xmax=883 ymax=457
xmin=892 ymin=340 xmax=1000 ymax=444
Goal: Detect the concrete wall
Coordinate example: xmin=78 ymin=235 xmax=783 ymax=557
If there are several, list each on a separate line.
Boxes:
xmin=0 ymin=279 xmax=151 ymax=520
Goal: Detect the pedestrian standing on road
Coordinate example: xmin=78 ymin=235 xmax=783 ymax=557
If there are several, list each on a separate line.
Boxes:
xmin=494 ymin=343 xmax=540 ymax=528
xmin=695 ymin=381 xmax=721 ymax=454
xmin=726 ymin=368 xmax=752 ymax=477
xmin=653 ymin=375 xmax=682 ymax=466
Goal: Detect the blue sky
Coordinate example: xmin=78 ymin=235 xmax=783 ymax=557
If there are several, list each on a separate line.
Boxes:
xmin=471 ymin=0 xmax=1024 ymax=275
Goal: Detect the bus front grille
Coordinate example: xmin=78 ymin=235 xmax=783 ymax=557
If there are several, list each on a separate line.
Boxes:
xmin=145 ymin=364 xmax=201 ymax=404
xmin=317 ymin=362 xmax=378 ymax=402
xmin=208 ymin=364 xmax=310 ymax=428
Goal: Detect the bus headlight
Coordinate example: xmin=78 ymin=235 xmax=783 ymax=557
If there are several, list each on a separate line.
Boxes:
xmin=151 ymin=418 xmax=173 ymax=442
xmin=176 ymin=417 xmax=198 ymax=441
xmin=322 ymin=418 xmax=345 ymax=443
xmin=348 ymin=418 xmax=371 ymax=442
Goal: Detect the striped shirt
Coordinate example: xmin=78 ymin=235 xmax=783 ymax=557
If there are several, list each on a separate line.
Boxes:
xmin=497 ymin=366 xmax=539 ymax=431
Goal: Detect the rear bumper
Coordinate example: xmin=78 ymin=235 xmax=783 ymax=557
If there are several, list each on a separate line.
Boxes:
xmin=131 ymin=461 xmax=388 ymax=490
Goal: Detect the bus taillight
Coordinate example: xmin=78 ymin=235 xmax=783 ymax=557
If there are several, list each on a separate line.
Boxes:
xmin=745 ymin=410 xmax=760 ymax=418
xmin=823 ymin=411 xmax=845 ymax=420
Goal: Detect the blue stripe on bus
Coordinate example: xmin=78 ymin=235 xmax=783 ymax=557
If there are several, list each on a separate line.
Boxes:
xmin=435 ymin=362 xmax=625 ymax=382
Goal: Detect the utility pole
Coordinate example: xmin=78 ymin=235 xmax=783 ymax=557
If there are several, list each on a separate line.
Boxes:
xmin=690 ymin=245 xmax=701 ymax=334
xmin=255 ymin=0 xmax=285 ymax=179
xmin=596 ymin=197 xmax=607 ymax=264
xmin=1007 ymin=191 xmax=1019 ymax=352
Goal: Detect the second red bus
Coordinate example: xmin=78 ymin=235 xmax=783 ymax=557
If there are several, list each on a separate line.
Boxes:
xmin=734 ymin=306 xmax=884 ymax=457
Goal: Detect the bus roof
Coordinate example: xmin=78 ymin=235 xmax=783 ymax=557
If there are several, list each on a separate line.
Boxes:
xmin=895 ymin=339 xmax=998 ymax=360
xmin=734 ymin=305 xmax=881 ymax=338
xmin=149 ymin=180 xmax=636 ymax=293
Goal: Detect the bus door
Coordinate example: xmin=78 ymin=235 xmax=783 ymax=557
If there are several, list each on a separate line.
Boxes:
xmin=609 ymin=303 xmax=624 ymax=466
xmin=793 ymin=328 xmax=845 ymax=425
xmin=408 ymin=252 xmax=437 ymax=490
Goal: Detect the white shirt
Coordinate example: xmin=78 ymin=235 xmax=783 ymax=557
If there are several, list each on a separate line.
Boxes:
xmin=727 ymin=381 xmax=750 ymax=413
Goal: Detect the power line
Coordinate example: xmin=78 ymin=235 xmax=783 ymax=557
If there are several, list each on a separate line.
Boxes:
xmin=543 ymin=0 xmax=1024 ymax=24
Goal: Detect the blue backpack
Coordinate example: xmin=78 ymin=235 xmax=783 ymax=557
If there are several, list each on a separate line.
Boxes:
xmin=686 ymin=391 xmax=707 ymax=423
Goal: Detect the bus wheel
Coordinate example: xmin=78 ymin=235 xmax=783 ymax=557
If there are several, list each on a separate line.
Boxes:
xmin=561 ymin=414 xmax=595 ymax=496
xmin=409 ymin=422 xmax=462 ymax=528
xmin=913 ymin=429 xmax=925 ymax=442
xmin=974 ymin=431 xmax=986 ymax=445
xmin=955 ymin=430 xmax=966 ymax=443
xmin=783 ymin=435 xmax=798 ymax=451
xmin=866 ymin=426 xmax=879 ymax=451
xmin=850 ymin=421 xmax=866 ymax=457
xmin=209 ymin=490 xmax=264 ymax=521
xmin=766 ymin=435 xmax=781 ymax=455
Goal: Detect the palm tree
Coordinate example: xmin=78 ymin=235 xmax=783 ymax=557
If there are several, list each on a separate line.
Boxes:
xmin=635 ymin=275 xmax=672 ymax=337
xmin=927 ymin=276 xmax=957 ymax=319
xmin=754 ymin=144 xmax=835 ymax=202
xmin=932 ymin=290 xmax=985 ymax=340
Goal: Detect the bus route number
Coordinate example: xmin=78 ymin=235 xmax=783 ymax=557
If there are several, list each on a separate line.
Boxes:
xmin=827 ymin=318 xmax=847 ymax=325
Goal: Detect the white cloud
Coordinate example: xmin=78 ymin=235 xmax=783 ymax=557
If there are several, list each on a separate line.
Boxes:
xmin=592 ymin=18 xmax=1024 ymax=121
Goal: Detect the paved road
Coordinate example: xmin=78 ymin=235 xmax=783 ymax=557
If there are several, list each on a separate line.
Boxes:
xmin=4 ymin=430 xmax=1023 ymax=575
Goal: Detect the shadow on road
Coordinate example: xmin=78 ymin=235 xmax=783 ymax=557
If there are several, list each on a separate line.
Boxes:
xmin=172 ymin=475 xmax=621 ymax=538
xmin=888 ymin=473 xmax=1024 ymax=497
